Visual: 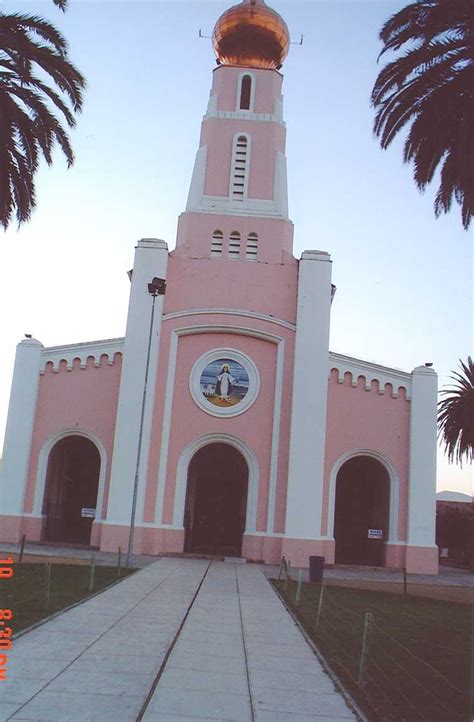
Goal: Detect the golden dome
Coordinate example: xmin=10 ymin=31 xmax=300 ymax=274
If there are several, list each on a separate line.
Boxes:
xmin=212 ymin=0 xmax=290 ymax=70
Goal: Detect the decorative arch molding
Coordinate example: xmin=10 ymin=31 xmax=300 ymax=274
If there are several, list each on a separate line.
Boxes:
xmin=236 ymin=71 xmax=256 ymax=112
xmin=172 ymin=433 xmax=259 ymax=534
xmin=329 ymin=352 xmax=411 ymax=399
xmin=40 ymin=338 xmax=124 ymax=374
xmin=33 ymin=428 xmax=108 ymax=521
xmin=327 ymin=448 xmax=400 ymax=544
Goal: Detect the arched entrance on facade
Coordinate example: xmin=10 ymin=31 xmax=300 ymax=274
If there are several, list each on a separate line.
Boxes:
xmin=334 ymin=455 xmax=390 ymax=566
xmin=42 ymin=435 xmax=101 ymax=545
xmin=183 ymin=443 xmax=248 ymax=556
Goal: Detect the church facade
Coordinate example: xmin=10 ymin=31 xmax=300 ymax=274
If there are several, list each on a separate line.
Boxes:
xmin=0 ymin=0 xmax=439 ymax=573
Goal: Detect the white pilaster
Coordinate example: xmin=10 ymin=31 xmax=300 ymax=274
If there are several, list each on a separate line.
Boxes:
xmin=105 ymin=238 xmax=168 ymax=525
xmin=285 ymin=250 xmax=332 ymax=539
xmin=407 ymin=365 xmax=438 ymax=547
xmin=0 ymin=338 xmax=43 ymax=516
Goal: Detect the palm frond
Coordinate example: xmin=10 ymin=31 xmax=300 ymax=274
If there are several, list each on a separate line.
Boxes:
xmin=0 ymin=11 xmax=85 ymax=229
xmin=438 ymin=357 xmax=474 ymax=466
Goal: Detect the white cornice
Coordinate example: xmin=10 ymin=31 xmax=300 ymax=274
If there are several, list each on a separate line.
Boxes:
xmin=203 ymin=110 xmax=285 ymax=126
xmin=329 ymin=351 xmax=412 ymax=399
xmin=163 ymin=308 xmax=296 ymax=331
xmin=40 ymin=337 xmax=125 ymax=374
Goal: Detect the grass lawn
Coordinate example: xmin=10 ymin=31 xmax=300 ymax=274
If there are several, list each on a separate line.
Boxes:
xmin=273 ymin=580 xmax=473 ymax=722
xmin=6 ymin=563 xmax=135 ymax=633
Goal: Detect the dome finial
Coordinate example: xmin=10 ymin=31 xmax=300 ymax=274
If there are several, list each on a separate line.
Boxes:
xmin=212 ymin=0 xmax=290 ymax=70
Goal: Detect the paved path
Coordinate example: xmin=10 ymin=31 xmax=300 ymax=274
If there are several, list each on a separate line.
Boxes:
xmin=1 ymin=559 xmax=359 ymax=722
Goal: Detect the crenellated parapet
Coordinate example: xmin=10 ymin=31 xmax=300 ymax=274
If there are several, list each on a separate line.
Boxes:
xmin=329 ymin=352 xmax=412 ymax=399
xmin=40 ymin=338 xmax=124 ymax=374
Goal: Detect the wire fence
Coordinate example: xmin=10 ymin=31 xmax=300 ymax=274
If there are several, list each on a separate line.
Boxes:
xmin=7 ymin=554 xmax=127 ymax=632
xmin=275 ymin=579 xmax=472 ymax=722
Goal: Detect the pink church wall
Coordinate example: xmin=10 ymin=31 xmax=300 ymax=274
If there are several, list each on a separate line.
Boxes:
xmin=142 ymin=313 xmax=295 ymax=558
xmin=164 ymin=245 xmax=297 ymax=320
xmin=212 ymin=65 xmax=283 ymax=115
xmin=175 ymin=212 xmax=294 ymax=262
xmin=22 ymin=355 xmax=122 ymax=541
xmin=323 ymin=369 xmax=411 ymax=551
xmin=201 ymin=118 xmax=286 ymax=200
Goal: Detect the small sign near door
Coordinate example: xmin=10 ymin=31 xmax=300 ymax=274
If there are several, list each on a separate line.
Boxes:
xmin=81 ymin=508 xmax=96 ymax=519
xmin=368 ymin=528 xmax=383 ymax=539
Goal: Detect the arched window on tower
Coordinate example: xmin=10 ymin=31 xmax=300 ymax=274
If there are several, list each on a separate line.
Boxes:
xmin=240 ymin=75 xmax=252 ymax=110
xmin=228 ymin=231 xmax=241 ymax=259
xmin=245 ymin=232 xmax=258 ymax=261
xmin=211 ymin=230 xmax=223 ymax=257
xmin=231 ymin=135 xmax=249 ymax=201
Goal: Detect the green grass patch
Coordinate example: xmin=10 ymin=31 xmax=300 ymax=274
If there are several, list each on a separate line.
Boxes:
xmin=7 ymin=563 xmax=135 ymax=632
xmin=273 ymin=580 xmax=473 ymax=722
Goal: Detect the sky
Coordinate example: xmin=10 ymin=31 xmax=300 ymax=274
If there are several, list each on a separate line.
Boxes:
xmin=0 ymin=0 xmax=472 ymax=496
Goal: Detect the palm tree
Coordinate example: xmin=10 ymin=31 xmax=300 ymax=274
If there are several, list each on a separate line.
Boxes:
xmin=371 ymin=0 xmax=474 ymax=230
xmin=0 ymin=0 xmax=85 ymax=229
xmin=438 ymin=357 xmax=474 ymax=465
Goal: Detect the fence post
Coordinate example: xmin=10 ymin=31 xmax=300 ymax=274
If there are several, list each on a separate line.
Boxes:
xmin=277 ymin=556 xmax=284 ymax=581
xmin=44 ymin=559 xmax=52 ymax=610
xmin=358 ymin=612 xmax=373 ymax=687
xmin=117 ymin=547 xmax=122 ymax=578
xmin=89 ymin=553 xmax=96 ymax=592
xmin=19 ymin=534 xmax=26 ymax=564
xmin=295 ymin=569 xmax=303 ymax=604
xmin=315 ymin=583 xmax=325 ymax=631
xmin=284 ymin=559 xmax=291 ymax=593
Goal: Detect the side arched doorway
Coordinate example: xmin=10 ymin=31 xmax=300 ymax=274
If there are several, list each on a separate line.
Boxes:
xmin=42 ymin=435 xmax=101 ymax=545
xmin=184 ymin=443 xmax=248 ymax=557
xmin=334 ymin=456 xmax=390 ymax=566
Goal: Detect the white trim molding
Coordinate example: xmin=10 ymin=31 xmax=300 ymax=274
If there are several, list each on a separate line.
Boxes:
xmin=327 ymin=448 xmax=400 ymax=544
xmin=32 ymin=428 xmax=107 ymax=521
xmin=163 ymin=308 xmax=296 ymax=331
xmin=41 ymin=338 xmax=124 ymax=374
xmin=329 ymin=352 xmax=412 ymax=399
xmin=203 ymin=110 xmax=284 ymax=126
xmin=172 ymin=433 xmax=259 ymax=534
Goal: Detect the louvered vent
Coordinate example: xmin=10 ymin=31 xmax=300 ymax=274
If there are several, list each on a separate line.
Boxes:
xmin=211 ymin=230 xmax=223 ymax=257
xmin=231 ymin=135 xmax=248 ymax=201
xmin=228 ymin=231 xmax=241 ymax=259
xmin=246 ymin=232 xmax=258 ymax=261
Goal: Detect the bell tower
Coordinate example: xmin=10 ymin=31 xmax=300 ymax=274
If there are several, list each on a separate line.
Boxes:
xmin=176 ymin=0 xmax=294 ymax=264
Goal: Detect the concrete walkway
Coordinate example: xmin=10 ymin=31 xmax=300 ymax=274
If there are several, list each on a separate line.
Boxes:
xmin=1 ymin=559 xmax=359 ymax=722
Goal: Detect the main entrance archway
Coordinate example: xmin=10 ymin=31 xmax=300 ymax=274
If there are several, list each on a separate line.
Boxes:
xmin=184 ymin=443 xmax=248 ymax=556
xmin=334 ymin=455 xmax=390 ymax=566
xmin=42 ymin=435 xmax=101 ymax=545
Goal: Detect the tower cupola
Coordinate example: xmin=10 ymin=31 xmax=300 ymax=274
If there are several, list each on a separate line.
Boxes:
xmin=212 ymin=0 xmax=289 ymax=70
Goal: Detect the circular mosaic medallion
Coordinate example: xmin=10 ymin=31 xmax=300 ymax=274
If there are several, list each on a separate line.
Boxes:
xmin=190 ymin=349 xmax=259 ymax=417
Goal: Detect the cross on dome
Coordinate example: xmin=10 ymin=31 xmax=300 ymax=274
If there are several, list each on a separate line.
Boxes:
xmin=212 ymin=0 xmax=290 ymax=70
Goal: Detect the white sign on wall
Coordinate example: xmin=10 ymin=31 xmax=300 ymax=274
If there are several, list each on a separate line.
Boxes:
xmin=368 ymin=528 xmax=383 ymax=539
xmin=81 ymin=508 xmax=96 ymax=519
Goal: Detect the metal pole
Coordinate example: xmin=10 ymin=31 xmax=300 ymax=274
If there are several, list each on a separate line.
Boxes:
xmin=126 ymin=291 xmax=158 ymax=568
xmin=358 ymin=612 xmax=373 ymax=687
xmin=117 ymin=546 xmax=122 ymax=578
xmin=403 ymin=567 xmax=407 ymax=596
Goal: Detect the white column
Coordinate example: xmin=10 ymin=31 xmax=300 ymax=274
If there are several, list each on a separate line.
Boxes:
xmin=0 ymin=338 xmax=43 ymax=517
xmin=285 ymin=250 xmax=332 ymax=539
xmin=407 ymin=365 xmax=438 ymax=547
xmin=105 ymin=239 xmax=168 ymax=525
